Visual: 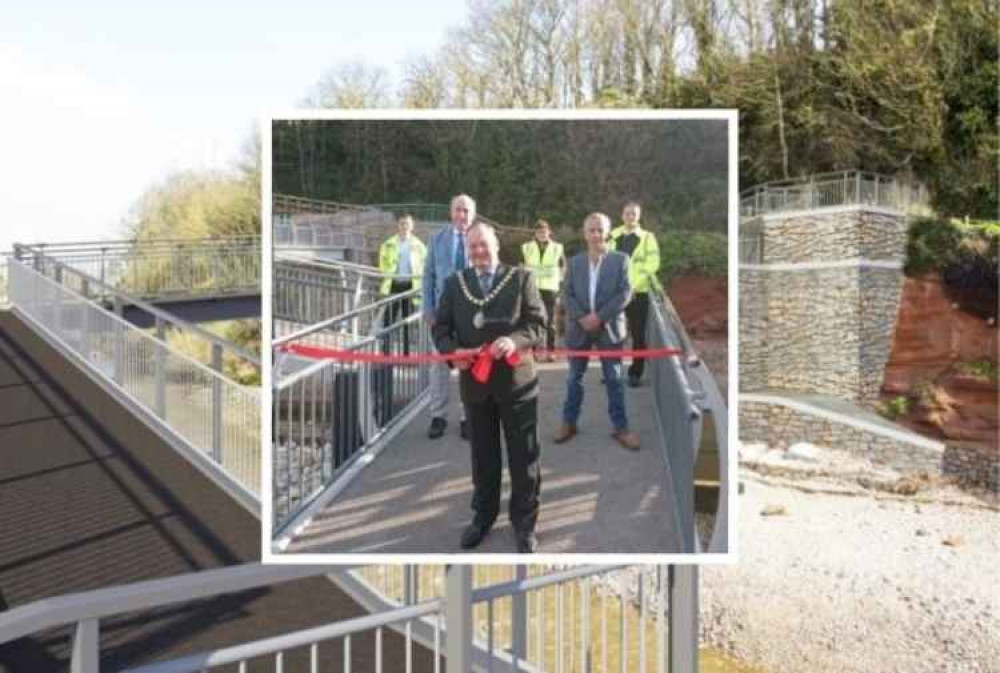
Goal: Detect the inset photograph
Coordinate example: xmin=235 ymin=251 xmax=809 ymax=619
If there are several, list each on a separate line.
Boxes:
xmin=266 ymin=112 xmax=734 ymax=559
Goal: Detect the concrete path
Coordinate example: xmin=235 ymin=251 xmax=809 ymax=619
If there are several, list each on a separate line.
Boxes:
xmin=287 ymin=363 xmax=682 ymax=555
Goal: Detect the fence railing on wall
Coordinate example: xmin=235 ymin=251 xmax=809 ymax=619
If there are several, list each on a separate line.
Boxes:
xmin=739 ymin=170 xmax=930 ymax=219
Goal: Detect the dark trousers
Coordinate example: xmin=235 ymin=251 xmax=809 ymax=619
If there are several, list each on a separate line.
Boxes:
xmin=384 ymin=280 xmax=414 ymax=355
xmin=539 ymin=289 xmax=557 ymax=351
xmin=467 ymin=396 xmax=541 ymax=533
xmin=625 ymin=292 xmax=650 ymax=379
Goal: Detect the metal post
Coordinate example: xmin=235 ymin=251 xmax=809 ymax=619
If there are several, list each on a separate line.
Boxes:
xmin=112 ymin=296 xmax=124 ymax=385
xmin=404 ymin=565 xmax=417 ymax=605
xmin=71 ymin=618 xmax=100 ymax=673
xmin=668 ymin=566 xmax=698 ymax=673
xmin=510 ymin=565 xmax=527 ymax=671
xmin=155 ymin=317 xmax=167 ymax=418
xmin=874 ymin=176 xmax=880 ymax=207
xmin=211 ymin=342 xmax=224 ymax=463
xmin=855 ymin=171 xmax=861 ymax=204
xmin=445 ymin=565 xmax=472 ymax=673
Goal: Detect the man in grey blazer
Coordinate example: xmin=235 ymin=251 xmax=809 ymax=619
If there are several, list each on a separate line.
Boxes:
xmin=554 ymin=213 xmax=641 ymax=450
xmin=422 ymin=194 xmax=474 ymax=440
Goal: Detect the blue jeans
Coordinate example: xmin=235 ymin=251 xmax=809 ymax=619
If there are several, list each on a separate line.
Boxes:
xmin=562 ymin=348 xmax=628 ymax=431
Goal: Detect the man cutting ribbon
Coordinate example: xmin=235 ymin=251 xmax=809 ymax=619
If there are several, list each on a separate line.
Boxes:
xmin=432 ymin=221 xmax=547 ymax=553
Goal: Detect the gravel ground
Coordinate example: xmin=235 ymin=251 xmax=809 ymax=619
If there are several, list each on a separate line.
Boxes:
xmin=599 ymin=444 xmax=999 ymax=673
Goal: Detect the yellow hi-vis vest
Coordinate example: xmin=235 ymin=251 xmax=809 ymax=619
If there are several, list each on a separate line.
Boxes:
xmin=609 ymin=225 xmax=660 ymax=293
xmin=378 ymin=234 xmax=427 ymax=306
xmin=521 ymin=240 xmax=564 ymax=292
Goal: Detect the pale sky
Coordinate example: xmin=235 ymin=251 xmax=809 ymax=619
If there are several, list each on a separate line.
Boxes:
xmin=0 ymin=0 xmax=466 ymax=253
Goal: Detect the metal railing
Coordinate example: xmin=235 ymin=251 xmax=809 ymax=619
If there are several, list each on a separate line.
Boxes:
xmin=0 ymin=252 xmax=9 ymax=306
xmin=8 ymin=256 xmax=261 ymax=508
xmin=23 ymin=237 xmax=261 ymax=300
xmin=0 ymin=562 xmax=699 ymax=673
xmin=272 ymin=292 xmax=431 ymax=532
xmin=648 ymin=280 xmax=729 ymax=553
xmin=273 ymin=256 xmax=391 ymax=340
xmin=739 ymin=170 xmax=930 ymax=218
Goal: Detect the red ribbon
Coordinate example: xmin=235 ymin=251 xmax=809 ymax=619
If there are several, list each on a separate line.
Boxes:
xmin=279 ymin=343 xmax=680 ymax=366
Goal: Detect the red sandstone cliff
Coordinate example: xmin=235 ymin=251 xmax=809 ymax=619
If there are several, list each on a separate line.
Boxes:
xmin=882 ymin=274 xmax=998 ymax=447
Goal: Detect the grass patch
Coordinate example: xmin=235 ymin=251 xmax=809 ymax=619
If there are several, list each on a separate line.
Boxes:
xmin=954 ymin=359 xmax=998 ymax=382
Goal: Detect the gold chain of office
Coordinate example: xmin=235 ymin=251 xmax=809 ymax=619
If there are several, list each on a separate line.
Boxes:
xmin=456 ymin=268 xmax=517 ymax=308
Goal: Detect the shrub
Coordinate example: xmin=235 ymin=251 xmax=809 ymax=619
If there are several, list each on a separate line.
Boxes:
xmin=905 ymin=216 xmax=999 ymax=320
xmin=877 ymin=395 xmax=911 ymax=420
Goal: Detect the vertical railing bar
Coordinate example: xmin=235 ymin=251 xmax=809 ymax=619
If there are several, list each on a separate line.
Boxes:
xmin=640 ymin=571 xmax=647 ymax=673
xmin=376 ymin=626 xmax=383 ymax=673
xmin=310 ymin=642 xmax=318 ymax=673
xmin=619 ymin=586 xmax=626 ymax=673
xmin=70 ymin=618 xmax=99 ymax=673
xmin=487 ymin=598 xmax=495 ymax=673
xmin=345 ymin=634 xmax=352 ymax=673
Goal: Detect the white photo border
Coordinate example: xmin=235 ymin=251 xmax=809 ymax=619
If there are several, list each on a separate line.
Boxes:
xmin=261 ymin=108 xmax=739 ymax=566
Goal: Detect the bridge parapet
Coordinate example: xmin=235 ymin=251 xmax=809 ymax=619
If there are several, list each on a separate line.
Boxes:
xmin=18 ymin=237 xmax=261 ymax=301
xmin=8 ymin=243 xmax=261 ymax=508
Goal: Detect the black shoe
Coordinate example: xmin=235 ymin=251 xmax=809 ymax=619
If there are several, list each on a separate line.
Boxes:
xmin=428 ymin=417 xmax=447 ymax=439
xmin=515 ymin=529 xmax=537 ymax=554
xmin=460 ymin=521 xmax=491 ymax=549
xmin=460 ymin=419 xmax=469 ymax=440
xmin=628 ymin=374 xmax=641 ymax=388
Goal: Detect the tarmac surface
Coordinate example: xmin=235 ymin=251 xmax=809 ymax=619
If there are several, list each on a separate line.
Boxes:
xmin=286 ymin=361 xmax=683 ymax=555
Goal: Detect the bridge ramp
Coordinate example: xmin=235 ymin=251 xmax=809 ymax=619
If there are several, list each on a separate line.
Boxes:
xmin=0 ymin=311 xmax=432 ymax=673
xmin=287 ymin=363 xmax=682 ymax=554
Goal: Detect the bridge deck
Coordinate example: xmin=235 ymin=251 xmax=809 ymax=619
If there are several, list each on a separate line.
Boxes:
xmin=0 ymin=311 xmax=432 ymax=673
xmin=287 ymin=364 xmax=683 ymax=554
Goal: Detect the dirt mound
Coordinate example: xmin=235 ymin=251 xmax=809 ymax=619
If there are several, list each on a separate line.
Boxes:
xmin=668 ymin=275 xmax=727 ymax=337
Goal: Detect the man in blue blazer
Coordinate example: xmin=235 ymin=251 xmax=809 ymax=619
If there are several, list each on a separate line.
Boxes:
xmin=422 ymin=194 xmax=474 ymax=439
xmin=554 ymin=213 xmax=641 ymax=450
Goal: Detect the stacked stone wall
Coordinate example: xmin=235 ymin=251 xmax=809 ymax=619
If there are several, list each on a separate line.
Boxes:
xmin=740 ymin=400 xmax=944 ymax=473
xmin=942 ymin=444 xmax=1000 ymax=491
xmin=738 ymin=268 xmax=767 ymax=391
xmin=739 ymin=207 xmax=908 ymax=403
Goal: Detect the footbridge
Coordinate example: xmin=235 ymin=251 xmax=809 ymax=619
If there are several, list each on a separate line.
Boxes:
xmin=271 ymin=256 xmax=729 ymax=556
xmin=0 ymin=234 xmax=714 ymax=672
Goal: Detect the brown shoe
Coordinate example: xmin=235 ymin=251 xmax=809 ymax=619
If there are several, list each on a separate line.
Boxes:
xmin=553 ymin=424 xmax=577 ymax=444
xmin=612 ymin=429 xmax=640 ymax=451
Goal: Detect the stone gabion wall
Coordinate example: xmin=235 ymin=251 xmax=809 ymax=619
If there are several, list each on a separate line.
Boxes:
xmin=739 ymin=207 xmax=908 ymax=402
xmin=738 ymin=268 xmax=768 ymax=391
xmin=761 ymin=266 xmax=862 ymax=397
xmin=760 ymin=208 xmax=909 ymax=263
xmin=943 ymin=444 xmax=1000 ymax=492
xmin=858 ymin=267 xmax=906 ymax=400
xmin=740 ymin=401 xmax=945 ymax=473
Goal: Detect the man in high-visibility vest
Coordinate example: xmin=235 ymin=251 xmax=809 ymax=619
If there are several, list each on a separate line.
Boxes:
xmin=521 ymin=219 xmax=565 ymax=361
xmin=609 ymin=201 xmax=660 ymax=387
xmin=378 ymin=213 xmax=427 ymax=353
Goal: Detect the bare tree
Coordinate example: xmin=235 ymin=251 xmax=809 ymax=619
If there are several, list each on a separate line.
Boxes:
xmin=302 ymin=61 xmax=391 ymax=108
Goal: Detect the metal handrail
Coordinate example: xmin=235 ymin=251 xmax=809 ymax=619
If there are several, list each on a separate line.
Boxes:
xmin=15 ymin=244 xmax=260 ymax=368
xmin=272 ymin=309 xmax=430 ymax=533
xmin=648 ymin=277 xmax=728 ymax=553
xmin=8 ymin=258 xmax=261 ymax=505
xmin=0 ymin=562 xmax=696 ymax=673
xmin=740 ymin=170 xmax=929 ymax=218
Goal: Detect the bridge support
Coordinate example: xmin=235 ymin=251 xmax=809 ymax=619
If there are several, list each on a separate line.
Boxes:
xmin=445 ymin=565 xmax=472 ymax=673
xmin=669 ymin=565 xmax=699 ymax=673
xmin=71 ymin=618 xmax=100 ymax=673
